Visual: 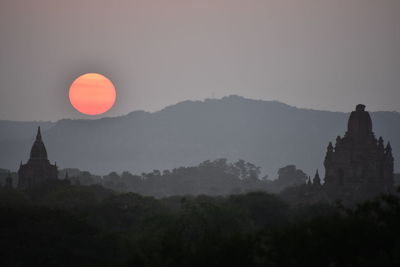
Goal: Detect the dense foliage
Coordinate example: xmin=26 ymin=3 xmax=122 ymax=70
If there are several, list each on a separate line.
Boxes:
xmin=55 ymin=159 xmax=308 ymax=197
xmin=1 ymin=180 xmax=400 ymax=267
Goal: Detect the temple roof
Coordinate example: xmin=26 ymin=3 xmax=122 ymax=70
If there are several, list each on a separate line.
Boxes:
xmin=346 ymin=104 xmax=373 ymax=138
xmin=29 ymin=127 xmax=48 ymax=160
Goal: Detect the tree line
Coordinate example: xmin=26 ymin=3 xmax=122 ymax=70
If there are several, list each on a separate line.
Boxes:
xmin=55 ymin=159 xmax=308 ymax=197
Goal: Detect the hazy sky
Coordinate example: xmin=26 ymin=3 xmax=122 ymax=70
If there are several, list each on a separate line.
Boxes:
xmin=1 ymin=0 xmax=399 ymax=121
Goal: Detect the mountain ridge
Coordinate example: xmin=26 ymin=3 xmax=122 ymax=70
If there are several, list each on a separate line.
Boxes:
xmin=0 ymin=95 xmax=399 ymax=177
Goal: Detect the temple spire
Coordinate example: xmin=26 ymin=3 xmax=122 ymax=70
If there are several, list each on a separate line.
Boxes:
xmin=386 ymin=142 xmax=393 ymax=157
xmin=346 ymin=104 xmax=373 ymax=138
xmin=386 ymin=142 xmax=392 ymax=151
xmin=36 ymin=126 xmax=42 ymax=141
xmin=29 ymin=126 xmax=48 ymax=160
xmin=378 ymin=136 xmax=384 ymax=151
xmin=313 ymin=169 xmax=321 ymax=186
xmin=327 ymin=142 xmax=333 ymax=152
xmin=307 ymin=176 xmax=312 ymax=186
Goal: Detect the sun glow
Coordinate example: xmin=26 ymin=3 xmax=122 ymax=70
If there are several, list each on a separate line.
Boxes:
xmin=69 ymin=73 xmax=116 ymax=115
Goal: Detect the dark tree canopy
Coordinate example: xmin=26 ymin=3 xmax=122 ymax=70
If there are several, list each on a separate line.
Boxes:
xmin=1 ymin=181 xmax=400 ymax=267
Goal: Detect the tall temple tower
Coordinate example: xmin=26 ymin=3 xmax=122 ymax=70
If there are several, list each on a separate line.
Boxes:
xmin=323 ymin=104 xmax=394 ymax=199
xmin=18 ymin=127 xmax=58 ymax=189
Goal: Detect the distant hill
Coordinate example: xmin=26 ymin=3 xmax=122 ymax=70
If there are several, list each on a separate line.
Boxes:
xmin=0 ymin=120 xmax=53 ymax=141
xmin=1 ymin=95 xmax=399 ymax=177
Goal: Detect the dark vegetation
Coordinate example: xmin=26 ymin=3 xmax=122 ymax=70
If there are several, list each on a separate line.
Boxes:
xmin=55 ymin=159 xmax=308 ymax=197
xmin=1 ymin=178 xmax=400 ymax=267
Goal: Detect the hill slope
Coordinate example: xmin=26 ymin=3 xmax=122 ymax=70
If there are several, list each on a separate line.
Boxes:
xmin=1 ymin=96 xmax=399 ymax=177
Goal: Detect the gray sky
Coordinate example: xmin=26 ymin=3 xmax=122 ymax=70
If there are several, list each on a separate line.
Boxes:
xmin=1 ymin=0 xmax=399 ymax=121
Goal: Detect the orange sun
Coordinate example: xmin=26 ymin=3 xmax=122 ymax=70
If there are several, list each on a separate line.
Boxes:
xmin=69 ymin=73 xmax=116 ymax=115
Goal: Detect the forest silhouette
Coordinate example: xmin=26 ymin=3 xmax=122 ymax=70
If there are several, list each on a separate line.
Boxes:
xmin=1 ymin=159 xmax=400 ymax=266
xmin=1 ymin=178 xmax=400 ymax=266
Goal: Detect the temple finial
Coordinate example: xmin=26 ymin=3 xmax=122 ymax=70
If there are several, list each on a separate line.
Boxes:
xmin=327 ymin=142 xmax=334 ymax=152
xmin=356 ymin=104 xmax=366 ymax=112
xmin=313 ymin=169 xmax=321 ymax=186
xmin=386 ymin=142 xmax=392 ymax=153
xmin=36 ymin=126 xmax=42 ymax=141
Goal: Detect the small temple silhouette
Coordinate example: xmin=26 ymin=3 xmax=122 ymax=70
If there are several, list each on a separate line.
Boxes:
xmin=17 ymin=127 xmax=58 ymax=189
xmin=307 ymin=104 xmax=394 ymax=202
